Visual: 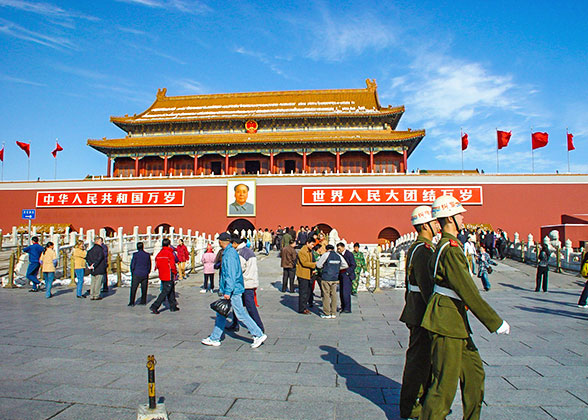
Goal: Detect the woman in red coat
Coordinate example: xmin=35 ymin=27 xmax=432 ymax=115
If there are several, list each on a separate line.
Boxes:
xmin=176 ymin=239 xmax=189 ymax=280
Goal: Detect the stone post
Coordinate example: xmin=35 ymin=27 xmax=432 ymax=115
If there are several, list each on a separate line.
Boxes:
xmin=117 ymin=227 xmax=124 ymax=253
xmin=87 ymin=229 xmax=95 ymax=245
xmin=12 ymin=226 xmax=17 ymax=246
xmin=146 ymin=226 xmax=152 ymax=247
xmin=169 ymin=227 xmax=175 ymax=243
xmin=65 ymin=226 xmax=71 ymax=244
xmin=133 ymin=226 xmax=139 ymax=247
xmin=158 ymin=226 xmax=164 ymax=243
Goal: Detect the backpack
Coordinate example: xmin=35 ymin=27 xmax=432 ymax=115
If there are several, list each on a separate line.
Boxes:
xmin=321 ymin=251 xmax=342 ymax=281
xmin=581 ymin=259 xmax=588 ymax=279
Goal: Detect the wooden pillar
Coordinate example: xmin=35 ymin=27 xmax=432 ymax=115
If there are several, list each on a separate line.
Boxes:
xmin=269 ymin=151 xmax=274 ymax=174
xmin=336 ymin=151 xmax=340 ymax=173
xmin=134 ymin=157 xmax=139 ymax=177
xmin=402 ymin=149 xmax=408 ymax=173
xmin=225 ymin=153 xmax=229 ymax=174
xmin=193 ymin=154 xmax=198 ymax=175
xmin=369 ymin=150 xmax=374 ymax=173
xmin=302 ymin=151 xmax=307 ymax=173
xmin=163 ymin=156 xmax=168 ymax=176
xmin=107 ymin=157 xmax=112 ymax=177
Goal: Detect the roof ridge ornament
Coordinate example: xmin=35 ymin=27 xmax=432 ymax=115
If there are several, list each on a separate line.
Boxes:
xmin=156 ymin=88 xmax=167 ymax=100
xmin=365 ymin=79 xmax=377 ymax=91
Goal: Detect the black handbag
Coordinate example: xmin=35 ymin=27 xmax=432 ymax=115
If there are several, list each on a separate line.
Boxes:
xmin=210 ymin=298 xmax=232 ymax=317
xmin=487 ymin=266 xmax=493 ymax=274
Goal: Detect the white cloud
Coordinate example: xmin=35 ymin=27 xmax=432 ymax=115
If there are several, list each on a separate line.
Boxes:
xmin=0 ymin=0 xmax=99 ymax=21
xmin=0 ymin=18 xmax=76 ymax=50
xmin=306 ymin=8 xmax=396 ymax=61
xmin=126 ymin=42 xmax=186 ymax=65
xmin=0 ymin=72 xmax=45 ymax=86
xmin=115 ymin=0 xmax=211 ymax=14
xmin=173 ymin=78 xmax=207 ymax=94
xmin=235 ymin=47 xmax=293 ymax=79
xmin=51 ymin=63 xmax=106 ymax=80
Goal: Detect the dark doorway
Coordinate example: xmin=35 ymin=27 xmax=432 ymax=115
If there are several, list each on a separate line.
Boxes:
xmin=227 ymin=218 xmax=256 ymax=235
xmin=316 ymin=223 xmax=333 ymax=234
xmin=245 ymin=160 xmax=260 ymax=174
xmin=155 ymin=223 xmax=171 ymax=234
xmin=378 ymin=227 xmax=400 ymax=245
xmin=285 ymin=160 xmax=296 ymax=173
xmin=102 ymin=226 xmax=115 ymax=237
xmin=211 ymin=161 xmax=222 ymax=174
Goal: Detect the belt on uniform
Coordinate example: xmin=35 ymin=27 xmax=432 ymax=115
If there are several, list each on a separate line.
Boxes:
xmin=433 ymin=285 xmax=461 ymax=301
xmin=407 ymin=284 xmax=421 ymax=292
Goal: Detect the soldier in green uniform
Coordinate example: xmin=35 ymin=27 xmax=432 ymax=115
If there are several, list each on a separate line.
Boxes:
xmin=399 ymin=206 xmax=440 ymax=419
xmin=420 ymin=195 xmax=510 ymax=420
xmin=351 ymin=243 xmax=367 ymax=295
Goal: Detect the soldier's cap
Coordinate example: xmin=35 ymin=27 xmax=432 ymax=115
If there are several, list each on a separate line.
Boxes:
xmin=218 ymin=232 xmax=231 ymax=241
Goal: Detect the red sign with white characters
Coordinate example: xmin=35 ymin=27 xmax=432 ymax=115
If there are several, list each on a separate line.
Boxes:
xmin=36 ymin=189 xmax=185 ymax=208
xmin=302 ymin=186 xmax=482 ymax=205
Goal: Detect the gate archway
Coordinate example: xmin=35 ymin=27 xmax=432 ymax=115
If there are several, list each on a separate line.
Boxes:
xmin=227 ymin=219 xmax=255 ymax=235
xmin=315 ymin=223 xmax=333 ymax=234
xmin=155 ymin=223 xmax=171 ymax=234
xmin=377 ymin=227 xmax=400 ymax=245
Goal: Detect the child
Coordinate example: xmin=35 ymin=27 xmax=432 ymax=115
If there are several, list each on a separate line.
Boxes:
xmin=477 ymin=244 xmax=497 ymax=291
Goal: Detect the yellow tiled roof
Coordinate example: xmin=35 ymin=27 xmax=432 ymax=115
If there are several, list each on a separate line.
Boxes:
xmin=88 ymin=129 xmax=425 ymax=150
xmin=111 ymin=79 xmax=403 ymax=125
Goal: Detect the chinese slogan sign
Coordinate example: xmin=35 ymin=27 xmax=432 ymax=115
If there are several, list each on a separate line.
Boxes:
xmin=36 ymin=189 xmax=185 ymax=208
xmin=302 ymin=186 xmax=482 ymax=205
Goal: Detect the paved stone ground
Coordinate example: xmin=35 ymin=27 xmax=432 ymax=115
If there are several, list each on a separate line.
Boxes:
xmin=0 ymin=251 xmax=587 ymax=420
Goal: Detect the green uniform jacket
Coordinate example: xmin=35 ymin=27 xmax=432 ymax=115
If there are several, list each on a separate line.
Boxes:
xmin=421 ymin=232 xmax=503 ymax=339
xmin=399 ymin=236 xmax=435 ymax=327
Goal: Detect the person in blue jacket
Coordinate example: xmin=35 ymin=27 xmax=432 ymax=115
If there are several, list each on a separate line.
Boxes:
xmin=23 ymin=236 xmax=44 ymax=292
xmin=202 ymin=232 xmax=267 ymax=349
xmin=129 ymin=242 xmax=152 ymax=306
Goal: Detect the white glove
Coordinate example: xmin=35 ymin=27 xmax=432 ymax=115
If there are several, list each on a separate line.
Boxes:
xmin=495 ymin=320 xmax=510 ymax=335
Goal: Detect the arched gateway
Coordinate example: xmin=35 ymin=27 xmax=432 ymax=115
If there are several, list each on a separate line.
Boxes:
xmin=227 ymin=219 xmax=255 ymax=234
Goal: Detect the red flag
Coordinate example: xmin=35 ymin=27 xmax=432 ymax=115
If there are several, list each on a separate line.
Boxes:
xmin=16 ymin=141 xmax=30 ymax=157
xmin=532 ymin=132 xmax=549 ymax=150
xmin=0 ymin=146 xmax=3 ymax=162
xmin=51 ymin=142 xmax=64 ymax=158
xmin=461 ymin=133 xmax=469 ymax=151
xmin=497 ymin=131 xmax=511 ymax=150
xmin=567 ymin=133 xmax=575 ymax=151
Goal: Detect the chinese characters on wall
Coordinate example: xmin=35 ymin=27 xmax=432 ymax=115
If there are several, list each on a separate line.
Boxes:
xmin=302 ymin=186 xmax=482 ymax=205
xmin=36 ymin=189 xmax=185 ymax=207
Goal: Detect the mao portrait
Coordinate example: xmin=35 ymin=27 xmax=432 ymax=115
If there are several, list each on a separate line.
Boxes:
xmin=227 ymin=180 xmax=256 ymax=216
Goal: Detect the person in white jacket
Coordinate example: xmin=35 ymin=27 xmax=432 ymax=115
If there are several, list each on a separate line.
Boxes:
xmin=226 ymin=236 xmax=265 ymax=332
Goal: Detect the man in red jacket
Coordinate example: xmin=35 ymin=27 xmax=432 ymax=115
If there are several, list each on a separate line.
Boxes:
xmin=150 ymin=238 xmax=179 ymax=314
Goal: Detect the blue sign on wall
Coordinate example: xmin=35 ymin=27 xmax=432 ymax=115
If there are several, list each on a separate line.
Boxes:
xmin=22 ymin=209 xmax=36 ymax=220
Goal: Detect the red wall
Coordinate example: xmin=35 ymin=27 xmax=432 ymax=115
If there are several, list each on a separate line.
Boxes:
xmin=1 ymin=180 xmax=588 ymax=244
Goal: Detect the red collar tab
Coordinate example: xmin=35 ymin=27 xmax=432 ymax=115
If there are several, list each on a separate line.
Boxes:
xmin=449 ymin=239 xmax=459 ymax=247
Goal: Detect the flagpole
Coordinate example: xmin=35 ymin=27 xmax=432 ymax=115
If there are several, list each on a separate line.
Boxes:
xmin=567 ymin=127 xmax=570 ymax=173
xmin=54 ymin=138 xmax=58 ymax=180
xmin=1 ymin=141 xmax=4 ymax=182
xmin=531 ymin=127 xmax=534 ymax=174
xmin=461 ymin=128 xmax=464 ymax=174
xmin=27 ymin=157 xmax=30 ymax=181
xmin=496 ymin=128 xmax=499 ymax=173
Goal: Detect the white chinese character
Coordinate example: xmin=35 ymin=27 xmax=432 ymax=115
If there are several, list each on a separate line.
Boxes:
xmin=102 ymin=193 xmax=112 ymax=204
xmin=132 ymin=193 xmax=143 ymax=203
xmin=58 ymin=194 xmax=68 ymax=204
xmin=147 ymin=192 xmax=159 ymax=203
xmin=116 ymin=193 xmax=128 ymax=204
xmin=441 ymin=189 xmax=454 ymax=197
xmin=312 ymin=190 xmax=325 ymax=202
xmin=385 ymin=189 xmax=399 ymax=202
xmin=423 ymin=189 xmax=436 ymax=202
xmin=350 ymin=190 xmax=362 ymax=202
xmin=86 ymin=193 xmax=98 ymax=204
xmin=72 ymin=194 xmax=82 ymax=204
xmin=367 ymin=190 xmax=381 ymax=202
xmin=404 ymin=189 xmax=417 ymax=202
xmin=460 ymin=189 xmax=473 ymax=202
xmin=43 ymin=194 xmax=55 ymax=205
xmin=163 ymin=192 xmax=176 ymax=203
xmin=331 ymin=190 xmax=343 ymax=202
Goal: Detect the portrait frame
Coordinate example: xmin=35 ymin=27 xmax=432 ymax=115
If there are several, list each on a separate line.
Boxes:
xmin=227 ymin=179 xmax=256 ymax=217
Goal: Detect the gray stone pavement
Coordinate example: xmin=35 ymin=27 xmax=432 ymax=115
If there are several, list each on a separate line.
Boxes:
xmin=0 ymin=251 xmax=587 ymax=420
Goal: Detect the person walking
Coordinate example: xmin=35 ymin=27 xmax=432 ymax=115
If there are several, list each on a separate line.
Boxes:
xmin=176 ymin=239 xmax=189 ymax=280
xmin=280 ymin=239 xmax=297 ymax=292
xmin=226 ymin=236 xmax=265 ymax=332
xmin=352 ymin=243 xmax=367 ymax=295
xmin=577 ymin=251 xmax=588 ymax=308
xmin=100 ymin=239 xmax=109 ymax=293
xmin=262 ymin=228 xmax=272 ymax=255
xmin=201 ymin=244 xmax=216 ymax=293
xmin=477 ymin=244 xmax=496 ymax=291
xmin=150 ymin=238 xmax=179 ymax=314
xmin=86 ymin=237 xmax=107 ymax=300
xmin=296 ymin=238 xmax=317 ymax=314
xmin=23 ymin=236 xmax=44 ymax=292
xmin=399 ymin=206 xmax=439 ymax=419
xmin=337 ymin=242 xmax=356 ymax=313
xmin=316 ymin=244 xmax=348 ymax=318
xmin=535 ymin=242 xmax=550 ymax=292
xmin=39 ymin=242 xmax=57 ymax=299
xmin=464 ymin=235 xmax=477 ymax=274
xmin=201 ymin=232 xmax=267 ymax=348
xmin=420 ymin=196 xmax=510 ymax=420
xmin=129 ymin=242 xmax=151 ymax=306
xmin=72 ymin=240 xmax=87 ymax=298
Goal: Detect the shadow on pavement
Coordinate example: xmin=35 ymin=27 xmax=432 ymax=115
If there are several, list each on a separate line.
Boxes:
xmin=514 ymin=305 xmax=588 ymax=320
xmin=319 ymin=345 xmax=401 ymax=420
xmin=279 ymin=294 xmax=299 ymax=312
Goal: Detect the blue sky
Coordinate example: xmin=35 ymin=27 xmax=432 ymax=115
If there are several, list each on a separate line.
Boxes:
xmin=0 ymin=0 xmax=586 ymax=181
